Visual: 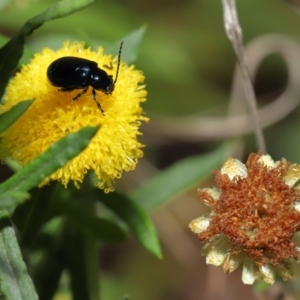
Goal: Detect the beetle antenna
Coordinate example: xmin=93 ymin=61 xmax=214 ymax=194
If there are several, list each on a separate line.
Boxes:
xmin=114 ymin=41 xmax=124 ymax=84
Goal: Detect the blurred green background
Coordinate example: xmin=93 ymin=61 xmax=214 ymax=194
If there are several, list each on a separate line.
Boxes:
xmin=2 ymin=0 xmax=300 ymax=299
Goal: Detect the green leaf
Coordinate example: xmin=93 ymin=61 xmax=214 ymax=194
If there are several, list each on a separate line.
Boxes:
xmin=130 ymin=141 xmax=236 ymax=212
xmin=88 ymin=26 xmax=146 ymax=64
xmin=0 ymin=210 xmax=38 ymax=300
xmin=0 ymin=191 xmax=29 ymax=210
xmin=0 ymin=126 xmax=98 ymax=194
xmin=0 ymin=0 xmax=95 ymax=99
xmin=57 ymin=198 xmax=127 ymax=243
xmin=0 ymin=100 xmax=33 ymax=134
xmin=98 ymin=192 xmax=162 ymax=258
xmin=0 ymin=33 xmax=34 ymax=69
xmin=115 ymin=25 xmax=147 ymax=64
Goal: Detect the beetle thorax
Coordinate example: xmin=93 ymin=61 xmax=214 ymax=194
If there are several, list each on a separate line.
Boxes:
xmin=92 ymin=69 xmax=114 ymax=94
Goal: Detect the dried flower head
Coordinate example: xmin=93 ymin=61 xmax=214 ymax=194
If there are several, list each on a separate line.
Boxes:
xmin=189 ymin=152 xmax=300 ymax=284
xmin=0 ymin=41 xmax=148 ymax=192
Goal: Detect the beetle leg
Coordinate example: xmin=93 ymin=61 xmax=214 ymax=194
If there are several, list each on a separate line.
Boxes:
xmin=72 ymin=87 xmax=89 ymax=101
xmin=92 ymin=89 xmax=105 ymax=116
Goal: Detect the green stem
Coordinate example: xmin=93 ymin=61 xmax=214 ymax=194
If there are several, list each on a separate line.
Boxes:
xmin=85 ymin=234 xmax=100 ymax=300
xmin=65 ymin=204 xmax=100 ymax=300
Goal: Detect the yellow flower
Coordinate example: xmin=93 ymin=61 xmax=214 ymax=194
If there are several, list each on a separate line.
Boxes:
xmin=0 ymin=41 xmax=148 ymax=192
xmin=189 ymin=153 xmax=300 ymax=284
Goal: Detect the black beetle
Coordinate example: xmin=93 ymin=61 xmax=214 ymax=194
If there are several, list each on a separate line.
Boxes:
xmin=47 ymin=41 xmax=123 ymax=114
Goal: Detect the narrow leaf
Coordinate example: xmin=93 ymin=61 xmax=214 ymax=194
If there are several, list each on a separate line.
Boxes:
xmin=98 ymin=192 xmax=162 ymax=258
xmin=0 ymin=210 xmax=38 ymax=300
xmin=130 ymin=141 xmax=235 ymax=212
xmin=116 ymin=25 xmax=147 ymax=64
xmin=0 ymin=0 xmax=95 ymax=99
xmin=0 ymin=33 xmax=34 ymax=68
xmin=0 ymin=126 xmax=98 ymax=194
xmin=0 ymin=100 xmax=33 ymax=134
xmin=0 ymin=191 xmax=29 ymax=210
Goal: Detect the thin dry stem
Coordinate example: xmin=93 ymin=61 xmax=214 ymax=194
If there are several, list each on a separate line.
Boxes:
xmin=221 ymin=0 xmax=266 ymax=152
